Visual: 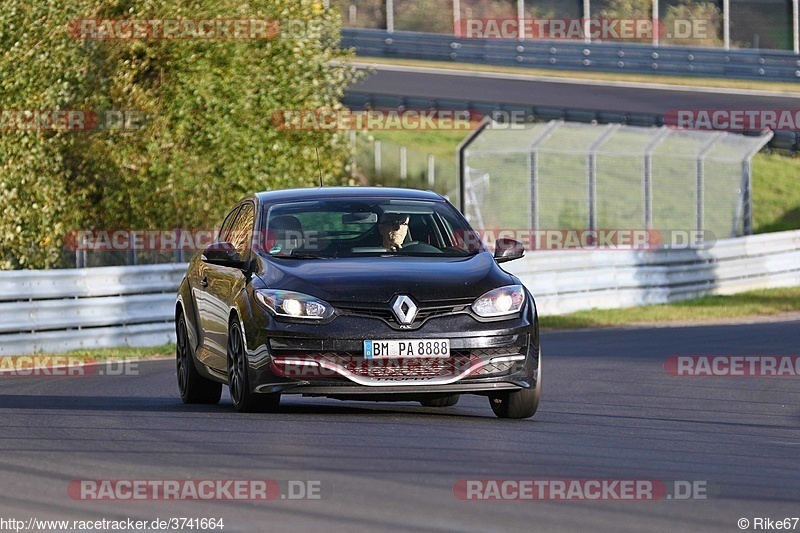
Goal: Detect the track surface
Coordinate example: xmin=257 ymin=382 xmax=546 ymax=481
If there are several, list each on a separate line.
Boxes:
xmin=0 ymin=321 xmax=798 ymax=532
xmin=350 ymin=64 xmax=800 ymax=115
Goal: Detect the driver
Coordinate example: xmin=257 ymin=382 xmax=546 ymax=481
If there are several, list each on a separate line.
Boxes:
xmin=378 ymin=213 xmax=410 ymax=251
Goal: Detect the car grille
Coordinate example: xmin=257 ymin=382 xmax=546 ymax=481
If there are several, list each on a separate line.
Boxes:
xmin=338 ymin=355 xmax=474 ymax=379
xmin=270 ymin=346 xmax=526 ymax=383
xmin=336 ymin=300 xmax=473 ymax=328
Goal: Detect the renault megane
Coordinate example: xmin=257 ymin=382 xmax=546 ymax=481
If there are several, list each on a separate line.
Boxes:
xmin=175 ymin=187 xmax=541 ymax=418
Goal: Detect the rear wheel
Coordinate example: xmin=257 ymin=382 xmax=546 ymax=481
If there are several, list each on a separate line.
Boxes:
xmin=420 ymin=394 xmax=460 ymax=408
xmin=489 ymin=351 xmax=541 ymax=419
xmin=228 ymin=320 xmax=280 ymax=413
xmin=176 ymin=314 xmax=222 ymax=404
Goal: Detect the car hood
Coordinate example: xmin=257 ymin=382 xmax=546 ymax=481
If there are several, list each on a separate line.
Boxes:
xmin=256 ymin=252 xmax=515 ymax=303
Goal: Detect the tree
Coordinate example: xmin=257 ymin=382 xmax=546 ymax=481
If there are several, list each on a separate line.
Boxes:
xmin=663 ymin=0 xmax=723 ymax=47
xmin=0 ymin=0 xmax=361 ymax=269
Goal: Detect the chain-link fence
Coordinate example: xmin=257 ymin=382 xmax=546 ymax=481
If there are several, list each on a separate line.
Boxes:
xmin=459 ymin=120 xmax=773 ymax=241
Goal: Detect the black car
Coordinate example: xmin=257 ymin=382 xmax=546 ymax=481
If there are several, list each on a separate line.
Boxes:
xmin=175 ymin=187 xmax=541 ymax=418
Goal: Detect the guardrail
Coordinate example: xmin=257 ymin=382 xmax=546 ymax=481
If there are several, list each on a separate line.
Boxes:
xmin=1 ymin=230 xmax=799 ymax=354
xmin=342 ymin=28 xmax=800 ymax=82
xmin=342 ymin=92 xmax=800 ymax=153
xmin=0 ymin=263 xmax=185 ymax=356
xmin=505 ymin=230 xmax=800 ymax=315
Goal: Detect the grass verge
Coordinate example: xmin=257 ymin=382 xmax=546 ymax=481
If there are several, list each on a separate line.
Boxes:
xmin=53 ymin=344 xmax=175 ymax=361
xmin=752 ymin=153 xmax=800 ymax=233
xmin=542 ymin=286 xmax=800 ymax=330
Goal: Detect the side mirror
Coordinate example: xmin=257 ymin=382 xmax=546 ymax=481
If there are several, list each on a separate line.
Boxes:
xmin=202 ymin=242 xmax=245 ymax=269
xmin=494 ymin=238 xmax=525 ymax=263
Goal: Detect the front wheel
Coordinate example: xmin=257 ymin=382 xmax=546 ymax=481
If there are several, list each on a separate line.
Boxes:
xmin=489 ymin=351 xmax=541 ymax=419
xmin=176 ymin=314 xmax=222 ymax=404
xmin=228 ymin=320 xmax=280 ymax=413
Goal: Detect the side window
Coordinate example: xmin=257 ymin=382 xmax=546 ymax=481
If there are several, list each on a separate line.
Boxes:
xmin=218 ymin=206 xmax=241 ymax=244
xmin=229 ymin=203 xmax=255 ymax=258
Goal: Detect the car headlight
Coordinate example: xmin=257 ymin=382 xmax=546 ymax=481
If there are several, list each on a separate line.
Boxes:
xmin=255 ymin=290 xmax=334 ymax=320
xmin=472 ymin=285 xmax=525 ymax=318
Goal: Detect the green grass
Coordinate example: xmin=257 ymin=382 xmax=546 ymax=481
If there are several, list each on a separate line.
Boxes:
xmin=355 ymin=57 xmax=800 ymax=94
xmin=53 ymin=344 xmax=175 ymax=360
xmin=542 ymin=286 xmax=800 ymax=330
xmin=752 ymin=153 xmax=800 ymax=233
xmin=356 ymin=130 xmax=465 ymax=195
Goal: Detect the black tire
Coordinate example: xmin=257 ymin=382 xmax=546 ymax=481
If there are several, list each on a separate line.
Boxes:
xmin=420 ymin=394 xmax=460 ymax=408
xmin=176 ymin=314 xmax=222 ymax=404
xmin=489 ymin=351 xmax=541 ymax=419
xmin=227 ymin=320 xmax=280 ymax=413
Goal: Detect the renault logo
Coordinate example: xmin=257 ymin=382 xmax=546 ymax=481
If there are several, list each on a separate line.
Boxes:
xmin=391 ymin=295 xmax=418 ymax=325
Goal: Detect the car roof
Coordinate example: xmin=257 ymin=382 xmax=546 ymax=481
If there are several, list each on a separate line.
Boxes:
xmin=253 ymin=187 xmax=445 ymax=204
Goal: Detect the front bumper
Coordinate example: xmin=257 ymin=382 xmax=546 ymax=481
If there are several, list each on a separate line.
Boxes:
xmin=243 ymin=310 xmax=539 ymax=396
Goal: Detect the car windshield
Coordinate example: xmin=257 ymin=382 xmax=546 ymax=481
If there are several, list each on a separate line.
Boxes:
xmin=258 ymin=198 xmax=484 ymax=259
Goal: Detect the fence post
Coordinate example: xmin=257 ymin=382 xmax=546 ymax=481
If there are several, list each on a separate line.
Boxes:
xmin=583 ymin=0 xmax=591 ymax=44
xmin=528 ymin=120 xmax=561 ymax=232
xmin=652 ymin=0 xmax=659 ymax=47
xmin=400 ymin=145 xmax=407 ymax=180
xmin=587 ymin=124 xmax=619 ymax=232
xmin=740 ymin=131 xmax=773 ymax=235
xmin=529 ymin=151 xmax=537 ymax=232
xmin=350 ymin=130 xmax=357 ymax=178
xmin=76 ymin=233 xmax=87 ymax=268
xmin=643 ymin=128 xmax=671 ymax=230
xmin=794 ymin=0 xmax=799 ymax=54
xmin=427 ymin=154 xmax=435 ymax=188
xmin=739 ymin=159 xmax=752 ymax=236
xmin=457 ymin=116 xmax=492 ymax=212
xmin=588 ymin=154 xmax=596 ymax=231
xmin=174 ymin=228 xmax=182 ymax=264
xmin=696 ymin=155 xmax=705 ymax=235
xmin=132 ymin=231 xmax=139 ymax=266
xmin=375 ymin=140 xmax=382 ymax=176
xmin=723 ymin=0 xmax=730 ymax=50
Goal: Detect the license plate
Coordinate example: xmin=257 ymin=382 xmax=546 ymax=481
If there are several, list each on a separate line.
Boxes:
xmin=364 ymin=339 xmax=450 ymax=359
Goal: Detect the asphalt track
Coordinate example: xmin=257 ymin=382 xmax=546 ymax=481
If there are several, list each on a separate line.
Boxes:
xmin=0 ymin=320 xmax=798 ymax=532
xmin=349 ymin=64 xmax=800 ymax=115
